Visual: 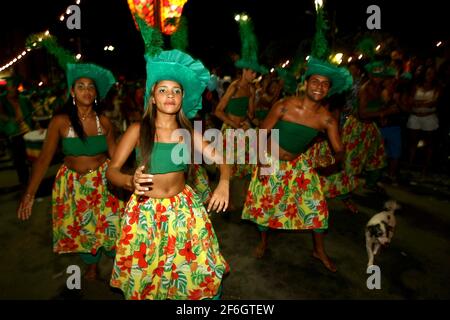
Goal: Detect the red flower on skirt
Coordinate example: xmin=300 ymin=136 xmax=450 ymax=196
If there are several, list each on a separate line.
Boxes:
xmin=205 ymin=222 xmax=213 ymax=237
xmin=274 ymin=186 xmax=284 ymax=205
xmin=67 ymin=221 xmax=81 ymax=238
xmin=250 ymin=207 xmax=263 ymax=219
xmin=268 ymin=218 xmax=283 ymax=229
xmin=119 ymin=225 xmax=134 ymax=245
xmin=92 ymin=172 xmax=102 ymax=188
xmin=58 ymin=238 xmax=79 ymax=251
xmin=117 ymin=255 xmax=133 ymax=273
xmin=317 ymin=200 xmax=328 ymax=216
xmin=296 ymin=173 xmax=311 ymax=191
xmin=179 ymin=242 xmax=197 ymax=263
xmin=127 ymin=203 xmax=140 ymax=225
xmin=140 ymin=283 xmax=156 ymax=300
xmin=156 ymin=203 xmax=166 ymax=213
xmin=106 ymin=195 xmax=120 ymax=214
xmin=164 ymin=235 xmax=176 ymax=255
xmin=133 ymin=242 xmax=148 ymax=268
xmin=76 ymin=199 xmax=88 ymax=213
xmin=285 ymin=204 xmax=298 ymax=219
xmin=245 ymin=190 xmax=254 ymax=207
xmin=153 ymin=261 xmax=165 ymax=277
xmin=87 ymin=190 xmax=101 ymax=207
xmin=155 ymin=204 xmax=168 ymax=229
xmin=95 ymin=215 xmax=109 ymax=233
xmin=188 ymin=289 xmax=203 ymax=300
xmin=200 ymin=276 xmax=216 ymax=296
xmin=130 ymin=292 xmax=140 ymax=300
xmin=282 ymin=170 xmax=293 ymax=184
xmin=56 ymin=202 xmax=65 ymax=219
xmin=312 ymin=216 xmax=322 ymax=228
xmin=260 ymin=195 xmax=273 ymax=212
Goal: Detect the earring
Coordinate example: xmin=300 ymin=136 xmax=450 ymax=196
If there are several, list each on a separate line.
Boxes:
xmin=94 ymin=98 xmax=98 ymax=105
xmin=72 ymin=96 xmax=76 ymax=106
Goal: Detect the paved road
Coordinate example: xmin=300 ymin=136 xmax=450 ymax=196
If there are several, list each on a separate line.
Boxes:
xmin=1 ymin=162 xmax=449 ymax=300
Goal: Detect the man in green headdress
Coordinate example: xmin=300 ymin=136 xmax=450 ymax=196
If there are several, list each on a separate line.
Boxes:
xmin=242 ymin=1 xmax=353 ymax=271
xmin=242 ymin=56 xmax=352 ymax=272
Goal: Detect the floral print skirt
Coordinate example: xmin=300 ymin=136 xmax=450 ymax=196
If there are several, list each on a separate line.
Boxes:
xmin=110 ymin=185 xmax=229 ymax=300
xmin=304 ymin=115 xmax=386 ymax=198
xmin=241 ymin=153 xmax=328 ymax=230
xmin=51 ymin=160 xmax=124 ymax=254
xmin=187 ymin=164 xmax=211 ymax=205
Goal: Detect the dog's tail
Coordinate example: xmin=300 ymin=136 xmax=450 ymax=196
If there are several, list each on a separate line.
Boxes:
xmin=384 ymin=200 xmax=401 ymax=212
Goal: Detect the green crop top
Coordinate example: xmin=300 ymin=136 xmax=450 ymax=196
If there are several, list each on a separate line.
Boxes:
xmin=366 ymin=99 xmax=383 ymax=112
xmin=136 ymin=142 xmax=189 ymax=174
xmin=61 ymin=115 xmax=108 ymax=156
xmin=225 ymin=96 xmax=249 ymax=117
xmin=255 ymin=109 xmax=269 ymax=120
xmin=273 ymin=120 xmax=319 ymax=154
xmin=62 ymin=135 xmax=108 ymax=156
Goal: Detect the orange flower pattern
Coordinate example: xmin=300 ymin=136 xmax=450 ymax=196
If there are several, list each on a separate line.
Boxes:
xmin=110 ymin=185 xmax=228 ymax=300
xmin=51 ymin=161 xmax=124 ymax=254
xmin=242 ymin=153 xmax=328 ymax=230
xmin=305 ymin=115 xmax=386 ymax=198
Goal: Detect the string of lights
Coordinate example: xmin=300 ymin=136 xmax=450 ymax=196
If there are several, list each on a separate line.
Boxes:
xmin=0 ymin=0 xmax=82 ymax=73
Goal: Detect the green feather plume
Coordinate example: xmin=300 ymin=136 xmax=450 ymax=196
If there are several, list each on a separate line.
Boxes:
xmin=311 ymin=5 xmax=330 ymax=60
xmin=135 ymin=14 xmax=163 ymax=57
xmin=170 ymin=16 xmax=188 ymax=52
xmin=25 ymin=33 xmax=76 ymax=70
xmin=238 ymin=16 xmax=259 ymax=63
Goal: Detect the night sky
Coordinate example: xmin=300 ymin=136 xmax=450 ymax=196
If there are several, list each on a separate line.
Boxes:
xmin=1 ymin=0 xmax=449 ymax=80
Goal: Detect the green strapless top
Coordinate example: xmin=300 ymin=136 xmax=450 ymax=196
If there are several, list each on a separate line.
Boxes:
xmin=273 ymin=120 xmax=319 ymax=154
xmin=136 ymin=142 xmax=189 ymax=174
xmin=225 ymin=97 xmax=249 ymax=117
xmin=61 ymin=135 xmax=108 ymax=156
xmin=255 ymin=109 xmax=270 ymax=120
xmin=366 ymin=99 xmax=383 ymax=112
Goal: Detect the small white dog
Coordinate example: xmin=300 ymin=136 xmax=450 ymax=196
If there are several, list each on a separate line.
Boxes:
xmin=365 ymin=200 xmax=401 ymax=267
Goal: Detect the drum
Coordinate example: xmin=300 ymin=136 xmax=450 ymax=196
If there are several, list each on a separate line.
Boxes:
xmin=32 ymin=115 xmax=52 ymax=129
xmin=23 ymin=129 xmax=47 ymax=162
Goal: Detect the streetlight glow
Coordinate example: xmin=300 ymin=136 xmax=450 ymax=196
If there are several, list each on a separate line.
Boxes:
xmin=315 ymin=0 xmax=323 ymax=11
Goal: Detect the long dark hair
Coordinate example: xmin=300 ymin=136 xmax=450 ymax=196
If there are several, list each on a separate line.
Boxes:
xmin=139 ymin=81 xmax=194 ymax=174
xmin=54 ymin=81 xmax=103 ymax=141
